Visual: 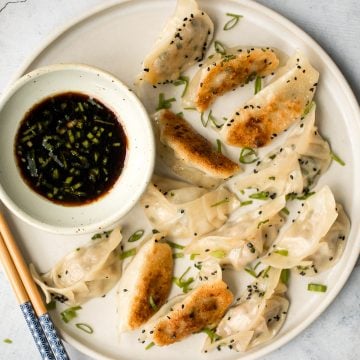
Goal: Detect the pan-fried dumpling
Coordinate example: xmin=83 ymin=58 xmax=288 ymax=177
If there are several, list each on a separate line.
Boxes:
xmin=183 ymin=47 xmax=279 ymax=112
xmin=203 ymin=268 xmax=288 ymax=352
xmin=141 ymin=175 xmax=239 ymax=238
xmin=257 ymin=105 xmax=331 ymax=189
xmin=185 ymin=196 xmax=286 ymax=270
xmin=295 ymin=203 xmax=349 ymax=276
xmin=138 ymin=0 xmax=214 ymax=84
xmin=262 ymin=186 xmax=338 ymax=269
xmin=233 ymin=149 xmax=303 ymax=197
xmin=154 ymin=110 xmax=241 ymax=188
xmin=139 ymin=278 xmax=233 ymax=346
xmin=31 ymin=228 xmax=122 ymax=306
xmin=221 ymin=52 xmax=319 ymax=148
xmin=117 ymin=233 xmax=173 ymax=332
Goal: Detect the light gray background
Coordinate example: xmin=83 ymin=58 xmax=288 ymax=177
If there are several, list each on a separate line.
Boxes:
xmin=0 ymin=1 xmax=359 ymax=359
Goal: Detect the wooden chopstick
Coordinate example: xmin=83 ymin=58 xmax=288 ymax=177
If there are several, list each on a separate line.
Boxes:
xmin=0 ymin=213 xmax=70 ymax=360
xmin=0 ymin=233 xmax=56 ymax=360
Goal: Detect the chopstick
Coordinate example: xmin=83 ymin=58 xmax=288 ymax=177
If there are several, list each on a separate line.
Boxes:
xmin=0 ymin=213 xmax=70 ymax=360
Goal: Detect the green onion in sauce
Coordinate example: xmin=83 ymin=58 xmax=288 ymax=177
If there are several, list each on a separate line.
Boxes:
xmin=15 ymin=93 xmax=127 ymax=205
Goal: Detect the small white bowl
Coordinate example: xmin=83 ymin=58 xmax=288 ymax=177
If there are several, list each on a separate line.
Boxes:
xmin=0 ymin=64 xmax=155 ymax=234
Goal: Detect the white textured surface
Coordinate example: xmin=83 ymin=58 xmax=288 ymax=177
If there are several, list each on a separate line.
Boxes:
xmin=0 ymin=0 xmax=359 ymax=359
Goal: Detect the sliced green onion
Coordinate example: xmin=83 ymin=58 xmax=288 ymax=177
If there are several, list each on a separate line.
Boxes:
xmin=156 ymin=93 xmax=176 ymax=111
xmin=46 ymin=300 xmax=57 ymax=310
xmin=307 ymin=283 xmax=327 ymax=292
xmin=128 ymin=229 xmax=144 ymax=242
xmin=173 ymin=76 xmax=189 ymax=97
xmin=173 ymin=253 xmax=184 ymax=259
xmin=210 ymin=250 xmax=226 ymax=259
xmin=261 ymin=266 xmax=271 ymax=278
xmin=210 ymin=197 xmax=229 ymax=207
xmin=330 ymin=151 xmax=345 ymax=166
xmin=3 ymin=339 xmax=12 ymax=344
xmin=268 ymin=176 xmax=276 ymax=181
xmin=254 ymin=76 xmax=262 ymax=94
xmin=173 ymin=267 xmax=194 ymax=293
xmin=296 ymin=192 xmax=315 ymax=200
xmin=214 ymin=40 xmax=226 ymax=55
xmin=60 ymin=306 xmax=82 ymax=323
xmin=239 ymin=147 xmax=258 ymax=164
xmin=281 ymin=207 xmax=290 ymax=215
xmin=75 ymin=323 xmax=93 ymax=334
xmin=184 ymin=107 xmax=197 ymax=111
xmin=257 ymin=219 xmax=269 ymax=229
xmin=274 ymin=249 xmax=289 ymax=256
xmin=240 ymin=200 xmax=253 ymax=207
xmin=145 ymin=342 xmax=155 ymax=350
xmin=203 ymin=327 xmax=221 ymax=343
xmin=249 ymin=191 xmax=269 ymax=200
xmin=190 ymin=253 xmax=199 ymax=260
xmin=216 ymin=139 xmax=222 ymax=153
xmin=119 ymin=248 xmax=136 ymax=260
xmin=244 ymin=267 xmax=257 ymax=278
xmin=280 ymin=269 xmax=290 ymax=285
xmin=302 ymin=101 xmax=315 ymax=117
xmin=149 ymin=295 xmax=158 ymax=311
xmin=223 ymin=13 xmax=243 ymax=31
xmin=167 ymin=241 xmax=185 ymax=250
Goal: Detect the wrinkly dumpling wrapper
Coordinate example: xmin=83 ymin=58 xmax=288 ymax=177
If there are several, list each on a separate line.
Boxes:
xmin=221 ymin=51 xmax=319 ymax=148
xmin=141 ymin=175 xmax=239 ymax=239
xmin=203 ymin=268 xmax=288 ymax=352
xmin=31 ymin=228 xmax=122 ymax=306
xmin=262 ymin=186 xmax=338 ymax=269
xmin=117 ymin=233 xmax=173 ymax=332
xmin=154 ymin=110 xmax=241 ymax=189
xmin=138 ymin=0 xmax=214 ymax=84
xmin=183 ymin=47 xmax=279 ymax=112
xmin=232 ymin=148 xmax=303 ymax=197
xmin=295 ymin=203 xmax=350 ymax=276
xmin=139 ymin=263 xmax=233 ymax=346
xmin=185 ymin=196 xmax=286 ymax=270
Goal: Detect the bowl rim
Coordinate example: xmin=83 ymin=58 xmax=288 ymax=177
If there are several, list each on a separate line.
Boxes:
xmin=0 ymin=63 xmax=155 ymax=235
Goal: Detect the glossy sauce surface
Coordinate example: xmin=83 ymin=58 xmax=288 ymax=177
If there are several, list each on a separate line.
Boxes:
xmin=15 ymin=92 xmax=127 ymax=205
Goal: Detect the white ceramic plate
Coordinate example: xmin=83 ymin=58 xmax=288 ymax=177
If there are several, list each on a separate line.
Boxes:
xmin=4 ymin=0 xmax=360 ymax=360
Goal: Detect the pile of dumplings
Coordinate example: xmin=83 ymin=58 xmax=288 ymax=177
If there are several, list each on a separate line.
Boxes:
xmin=31 ymin=0 xmax=350 ymax=355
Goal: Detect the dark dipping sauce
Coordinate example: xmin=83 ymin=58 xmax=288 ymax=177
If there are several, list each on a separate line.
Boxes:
xmin=14 ymin=92 xmax=127 ymax=205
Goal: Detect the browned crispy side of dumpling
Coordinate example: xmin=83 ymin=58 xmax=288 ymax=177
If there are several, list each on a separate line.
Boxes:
xmin=152 ymin=280 xmax=233 ymax=346
xmin=127 ymin=242 xmax=173 ymax=329
xmin=157 ymin=110 xmax=241 ymax=179
xmin=195 ymin=48 xmax=279 ymax=112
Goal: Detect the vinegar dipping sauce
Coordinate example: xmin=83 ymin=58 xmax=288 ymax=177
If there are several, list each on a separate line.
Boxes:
xmin=14 ymin=92 xmax=127 ymax=205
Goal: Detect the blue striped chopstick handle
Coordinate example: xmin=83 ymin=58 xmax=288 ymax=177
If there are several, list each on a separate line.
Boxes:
xmin=20 ymin=302 xmax=56 ymax=360
xmin=39 ymin=312 xmax=70 ymax=360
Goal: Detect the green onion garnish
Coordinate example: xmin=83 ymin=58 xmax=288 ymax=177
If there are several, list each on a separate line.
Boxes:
xmin=128 ymin=229 xmax=144 ymax=242
xmin=257 ymin=219 xmax=269 ymax=229
xmin=119 ymin=248 xmax=136 ymax=260
xmin=330 ymin=151 xmax=345 ymax=166
xmin=296 ymin=192 xmax=315 ymax=200
xmin=240 ymin=200 xmax=253 ymax=207
xmin=167 ymin=241 xmax=185 ymax=250
xmin=254 ymin=76 xmax=262 ymax=94
xmin=173 ymin=267 xmax=194 ymax=293
xmin=75 ymin=323 xmax=94 ymax=334
xmin=216 ymin=139 xmax=222 ymax=153
xmin=307 ymin=283 xmax=327 ymax=292
xmin=203 ymin=327 xmax=222 ymax=343
xmin=223 ymin=13 xmax=243 ymax=31
xmin=280 ymin=269 xmax=290 ymax=285
xmin=173 ymin=253 xmax=184 ymax=259
xmin=210 ymin=250 xmax=226 ymax=259
xmin=173 ymin=76 xmax=189 ymax=97
xmin=145 ymin=342 xmax=155 ymax=350
xmin=156 ymin=93 xmax=176 ymax=111
xmin=274 ymin=249 xmax=289 ymax=256
xmin=46 ymin=300 xmax=57 ymax=311
xmin=149 ymin=295 xmax=158 ymax=311
xmin=214 ymin=40 xmax=226 ymax=55
xmin=190 ymin=253 xmax=199 ymax=260
xmin=281 ymin=207 xmax=290 ymax=215
xmin=249 ymin=191 xmax=269 ymax=200
xmin=210 ymin=197 xmax=229 ymax=207
xmin=60 ymin=306 xmax=82 ymax=323
xmin=302 ymin=101 xmax=315 ymax=117
xmin=3 ymin=339 xmax=13 ymax=344
xmin=244 ymin=267 xmax=257 ymax=278
xmin=239 ymin=147 xmax=258 ymax=164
